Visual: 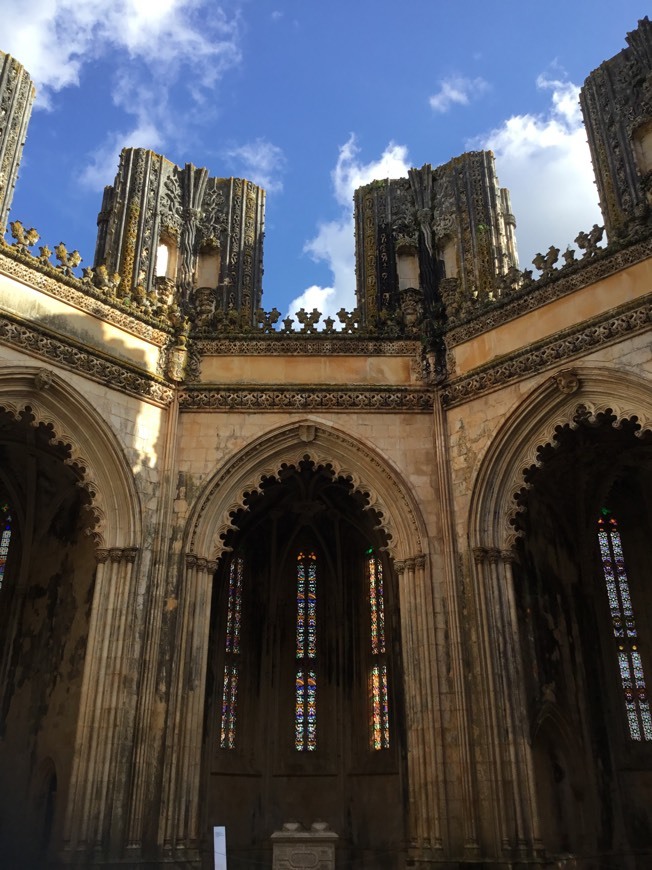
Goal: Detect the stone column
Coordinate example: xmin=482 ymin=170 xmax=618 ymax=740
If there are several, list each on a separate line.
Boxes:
xmin=0 ymin=51 xmax=35 ymax=233
xmin=396 ymin=554 xmax=443 ymax=862
xmin=470 ymin=546 xmax=542 ymax=859
xmin=63 ymin=546 xmax=139 ymax=854
xmin=161 ymin=553 xmax=216 ymax=855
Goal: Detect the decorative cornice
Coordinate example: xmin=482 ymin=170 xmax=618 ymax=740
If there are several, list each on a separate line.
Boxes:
xmin=442 ymin=295 xmax=652 ymax=407
xmin=192 ymin=336 xmax=421 ymax=356
xmin=446 ymin=235 xmax=652 ymax=347
xmin=0 ymin=312 xmax=174 ymax=406
xmin=0 ymin=249 xmax=171 ymax=344
xmin=179 ymin=385 xmax=434 ymax=412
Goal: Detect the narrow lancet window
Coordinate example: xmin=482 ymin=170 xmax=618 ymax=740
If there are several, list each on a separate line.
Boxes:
xmin=598 ymin=510 xmax=652 ymax=741
xmin=220 ymin=555 xmax=244 ymax=749
xmin=295 ymin=552 xmax=317 ymax=750
xmin=367 ymin=550 xmax=390 ymax=749
xmin=0 ymin=503 xmax=12 ymax=591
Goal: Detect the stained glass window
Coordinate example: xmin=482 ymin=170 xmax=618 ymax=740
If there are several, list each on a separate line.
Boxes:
xmin=0 ymin=503 xmax=12 ymax=591
xmin=295 ymin=552 xmax=317 ymax=751
xmin=598 ymin=510 xmax=652 ymax=741
xmin=220 ymin=555 xmax=244 ymax=749
xmin=367 ymin=551 xmax=390 ymax=749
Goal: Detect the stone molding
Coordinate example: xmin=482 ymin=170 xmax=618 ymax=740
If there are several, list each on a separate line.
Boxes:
xmin=0 ymin=249 xmax=171 ymax=343
xmin=179 ymin=385 xmax=434 ymax=412
xmin=442 ymin=295 xmax=652 ymax=407
xmin=446 ymin=235 xmax=652 ymax=347
xmin=0 ymin=312 xmax=174 ymax=406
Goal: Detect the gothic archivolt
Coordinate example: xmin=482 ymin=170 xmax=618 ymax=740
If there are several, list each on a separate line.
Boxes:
xmin=468 ymin=364 xmax=652 ymax=552
xmin=186 ymin=418 xmax=427 ymax=563
xmin=0 ymin=365 xmax=141 ymax=548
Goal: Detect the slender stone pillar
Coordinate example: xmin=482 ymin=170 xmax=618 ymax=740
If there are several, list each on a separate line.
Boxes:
xmin=396 ymin=553 xmax=443 ymax=862
xmin=161 ymin=553 xmax=216 ymax=855
xmin=0 ymin=51 xmax=35 ymax=234
xmin=63 ymin=547 xmax=139 ymax=854
xmin=470 ymin=546 xmax=543 ymax=859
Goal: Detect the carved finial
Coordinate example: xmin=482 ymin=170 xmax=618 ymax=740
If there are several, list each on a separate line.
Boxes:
xmin=295 ymin=308 xmax=321 ymax=334
xmin=336 ymin=308 xmax=360 ymax=333
xmin=532 ymin=245 xmax=559 ymax=278
xmin=10 ymin=221 xmax=40 ymax=253
xmin=256 ymin=307 xmax=281 ymax=333
xmin=54 ymin=242 xmax=82 ymax=276
xmin=575 ymin=224 xmax=604 ymax=258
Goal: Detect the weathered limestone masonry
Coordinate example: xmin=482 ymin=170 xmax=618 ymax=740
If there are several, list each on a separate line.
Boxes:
xmin=0 ymin=15 xmax=650 ymax=870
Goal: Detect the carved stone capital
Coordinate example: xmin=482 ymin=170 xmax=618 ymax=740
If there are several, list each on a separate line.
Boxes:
xmin=109 ymin=547 xmax=123 ymax=563
xmin=196 ymin=557 xmax=208 ymax=573
xmin=500 ymin=548 xmax=519 ymax=565
xmin=206 ymin=560 xmax=218 ymax=573
xmin=393 ymin=560 xmax=406 ymax=575
xmin=96 ymin=548 xmax=110 ymax=564
xmin=123 ymin=547 xmax=139 ymax=563
xmin=414 ymin=553 xmax=426 ymax=569
xmin=486 ymin=547 xmax=502 ymax=565
xmin=404 ymin=558 xmax=416 ymax=571
xmin=185 ymin=553 xmax=198 ymax=569
xmin=472 ymin=546 xmax=488 ymax=564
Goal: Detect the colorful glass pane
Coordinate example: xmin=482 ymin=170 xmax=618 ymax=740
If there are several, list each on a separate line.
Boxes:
xmin=370 ymin=664 xmax=390 ymax=750
xmin=295 ymin=553 xmax=317 ymax=750
xmin=0 ymin=502 xmax=12 ymax=591
xmin=368 ymin=554 xmax=386 ymax=655
xmin=225 ymin=556 xmax=243 ymax=654
xmin=220 ymin=664 xmax=239 ymax=749
xmin=598 ymin=514 xmax=651 ymax=741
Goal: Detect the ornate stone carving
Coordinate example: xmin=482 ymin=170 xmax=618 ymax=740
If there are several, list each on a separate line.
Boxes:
xmin=579 ymin=17 xmax=652 ymax=238
xmin=192 ymin=337 xmax=420 ymax=356
xmin=33 ymin=368 xmax=53 ymax=391
xmin=445 ymin=228 xmax=643 ymax=346
xmin=93 ymin=150 xmax=266 ymax=328
xmin=0 ymin=52 xmax=35 ymax=234
xmin=0 ymin=248 xmax=172 ymax=341
xmin=0 ymin=312 xmax=174 ymax=406
xmin=442 ymin=296 xmax=651 ymax=407
xmin=179 ymin=386 xmax=434 ymax=412
xmin=553 ymin=369 xmax=580 ymax=394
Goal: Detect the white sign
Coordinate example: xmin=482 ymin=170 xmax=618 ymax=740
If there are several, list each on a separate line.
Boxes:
xmin=213 ymin=825 xmax=227 ymax=870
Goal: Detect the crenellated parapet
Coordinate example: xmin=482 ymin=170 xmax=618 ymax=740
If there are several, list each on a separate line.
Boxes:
xmin=353 ymin=151 xmax=518 ymax=327
xmin=94 ymin=148 xmax=265 ymax=328
xmin=0 ymin=51 xmax=35 ymax=235
xmin=580 ymin=16 xmax=652 ymax=239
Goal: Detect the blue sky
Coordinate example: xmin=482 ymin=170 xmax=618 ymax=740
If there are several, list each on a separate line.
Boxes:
xmin=2 ymin=1 xmax=646 ymax=319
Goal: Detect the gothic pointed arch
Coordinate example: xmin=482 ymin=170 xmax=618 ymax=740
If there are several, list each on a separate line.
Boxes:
xmin=469 ymin=365 xmax=652 ymax=551
xmin=187 ymin=418 xmax=427 ymax=563
xmin=0 ymin=364 xmax=141 ymax=548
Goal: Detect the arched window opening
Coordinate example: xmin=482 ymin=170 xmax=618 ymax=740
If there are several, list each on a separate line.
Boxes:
xmin=0 ymin=502 xmax=12 ymax=591
xmin=367 ymin=549 xmax=390 ymax=750
xmin=220 ymin=554 xmax=243 ymax=749
xmin=295 ymin=551 xmax=317 ymax=751
xmin=597 ymin=509 xmax=652 ymax=741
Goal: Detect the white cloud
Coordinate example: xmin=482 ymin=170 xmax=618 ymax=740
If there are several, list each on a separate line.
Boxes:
xmin=475 ymin=74 xmax=602 ymax=268
xmin=286 ymin=136 xmax=410 ymax=324
xmin=3 ymin=0 xmax=242 ymax=188
xmin=223 ymin=139 xmax=286 ymax=192
xmin=429 ymin=75 xmax=489 ymax=113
